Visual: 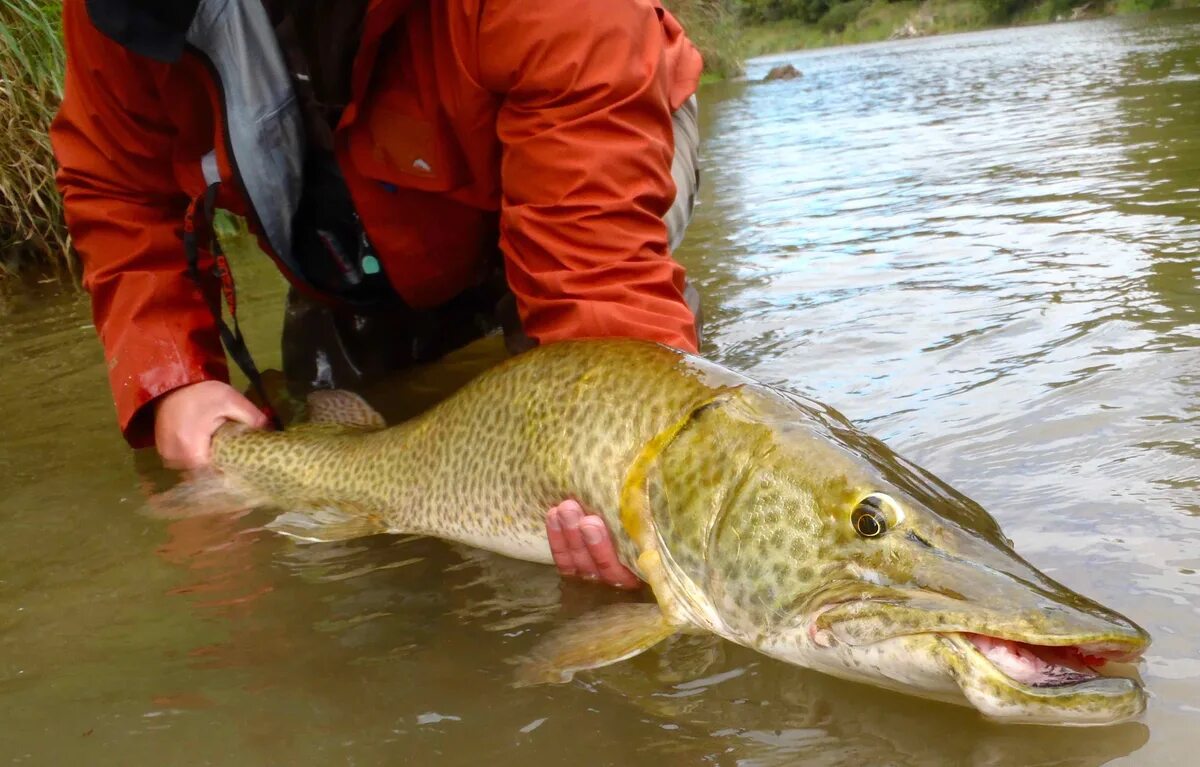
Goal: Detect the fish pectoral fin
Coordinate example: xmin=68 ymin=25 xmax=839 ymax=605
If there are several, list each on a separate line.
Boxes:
xmin=513 ymin=602 xmax=680 ymax=686
xmin=305 ymin=390 xmax=387 ymax=430
xmin=266 ymin=505 xmax=388 ymax=543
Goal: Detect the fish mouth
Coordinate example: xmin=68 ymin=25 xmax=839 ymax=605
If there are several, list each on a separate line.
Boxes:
xmin=806 ymin=595 xmax=1149 ymax=725
xmin=937 ymin=631 xmax=1147 ymax=725
xmin=954 ymin=632 xmax=1141 ymax=689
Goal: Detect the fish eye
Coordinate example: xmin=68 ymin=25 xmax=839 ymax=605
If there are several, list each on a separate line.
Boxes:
xmin=852 ymin=493 xmax=899 ymax=539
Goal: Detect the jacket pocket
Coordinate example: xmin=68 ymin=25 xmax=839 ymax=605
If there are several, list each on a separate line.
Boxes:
xmin=348 ymin=88 xmax=469 ymax=194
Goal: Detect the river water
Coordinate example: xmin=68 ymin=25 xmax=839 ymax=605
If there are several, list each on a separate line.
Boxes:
xmin=2 ymin=10 xmax=1198 ymax=766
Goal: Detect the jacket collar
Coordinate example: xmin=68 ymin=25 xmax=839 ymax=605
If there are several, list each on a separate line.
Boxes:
xmin=85 ymin=0 xmax=202 ymax=62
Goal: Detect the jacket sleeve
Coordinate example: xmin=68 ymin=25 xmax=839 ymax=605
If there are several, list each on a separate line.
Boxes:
xmin=476 ymin=0 xmax=700 ymax=353
xmin=52 ymin=2 xmax=227 ymax=448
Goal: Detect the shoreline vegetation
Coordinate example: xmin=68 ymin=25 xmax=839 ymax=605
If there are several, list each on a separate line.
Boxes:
xmin=1 ymin=1 xmax=1196 ymax=283
xmin=736 ymin=0 xmax=1200 ymax=59
xmin=0 ymin=0 xmax=70 ymax=284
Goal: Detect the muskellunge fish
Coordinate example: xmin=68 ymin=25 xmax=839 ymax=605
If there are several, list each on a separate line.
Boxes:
xmin=193 ymin=338 xmax=1149 ymax=726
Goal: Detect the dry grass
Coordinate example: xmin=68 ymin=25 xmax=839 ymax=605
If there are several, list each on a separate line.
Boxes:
xmin=0 ymin=1 xmax=73 ymax=282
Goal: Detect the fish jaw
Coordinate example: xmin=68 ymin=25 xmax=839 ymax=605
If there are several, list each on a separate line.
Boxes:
xmin=757 ymin=631 xmax=962 ymax=702
xmin=940 ymin=632 xmax=1147 ymax=726
xmin=752 ymin=592 xmax=1150 ymax=727
xmin=757 ymin=626 xmax=1147 ymax=726
xmin=786 ymin=530 xmax=1153 ymax=725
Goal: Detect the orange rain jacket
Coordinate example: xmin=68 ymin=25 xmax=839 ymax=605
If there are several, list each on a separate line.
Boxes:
xmin=52 ymin=0 xmax=703 ymax=447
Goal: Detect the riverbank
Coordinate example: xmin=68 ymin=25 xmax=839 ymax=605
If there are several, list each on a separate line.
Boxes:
xmin=0 ymin=0 xmax=69 ymax=284
xmin=741 ymin=0 xmax=1200 ymax=57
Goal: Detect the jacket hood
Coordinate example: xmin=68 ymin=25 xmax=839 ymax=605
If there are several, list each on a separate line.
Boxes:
xmin=85 ymin=0 xmax=202 ymax=62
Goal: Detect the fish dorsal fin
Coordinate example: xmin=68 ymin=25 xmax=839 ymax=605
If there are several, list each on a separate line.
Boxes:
xmin=306 ymin=390 xmax=387 ymax=430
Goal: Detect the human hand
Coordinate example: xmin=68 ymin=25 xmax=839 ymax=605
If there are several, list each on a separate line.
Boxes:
xmin=154 ymin=380 xmax=270 ymax=470
xmin=546 ymin=500 xmax=642 ymax=590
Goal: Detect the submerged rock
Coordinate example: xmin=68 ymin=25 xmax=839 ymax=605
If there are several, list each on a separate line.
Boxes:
xmin=763 ymin=64 xmax=802 ymax=82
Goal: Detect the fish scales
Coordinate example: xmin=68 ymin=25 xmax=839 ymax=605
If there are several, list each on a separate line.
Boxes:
xmin=212 ymin=339 xmax=739 ymax=563
xmin=200 ymin=338 xmax=1150 ymax=727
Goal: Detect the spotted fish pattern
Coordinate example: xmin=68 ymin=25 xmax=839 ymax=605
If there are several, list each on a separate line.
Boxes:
xmin=206 ymin=338 xmax=1150 ymax=726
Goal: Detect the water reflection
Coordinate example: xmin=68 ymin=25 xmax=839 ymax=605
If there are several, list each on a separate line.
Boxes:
xmin=158 ymin=520 xmax=1154 ymax=765
xmin=596 ymin=649 xmax=1150 ymax=766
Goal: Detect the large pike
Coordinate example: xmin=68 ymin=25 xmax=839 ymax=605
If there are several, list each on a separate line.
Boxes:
xmin=200 ymin=339 xmax=1149 ymax=726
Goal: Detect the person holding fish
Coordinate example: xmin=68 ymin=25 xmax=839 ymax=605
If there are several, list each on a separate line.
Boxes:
xmin=51 ymin=0 xmax=703 ymax=590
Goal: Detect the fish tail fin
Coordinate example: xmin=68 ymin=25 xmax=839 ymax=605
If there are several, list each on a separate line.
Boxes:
xmin=305 ymin=390 xmax=387 ymax=430
xmin=147 ymin=474 xmax=389 ymax=544
xmin=142 ymin=469 xmax=265 ymax=520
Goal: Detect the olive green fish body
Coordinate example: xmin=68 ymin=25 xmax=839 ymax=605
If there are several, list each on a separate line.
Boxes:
xmin=205 ymin=338 xmax=1150 ymax=726
xmin=213 ymin=340 xmax=739 ymax=564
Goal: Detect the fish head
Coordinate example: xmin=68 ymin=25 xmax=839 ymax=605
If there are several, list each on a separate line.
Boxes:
xmin=764 ymin=483 xmax=1149 ymax=727
xmin=660 ymin=386 xmax=1150 ymax=726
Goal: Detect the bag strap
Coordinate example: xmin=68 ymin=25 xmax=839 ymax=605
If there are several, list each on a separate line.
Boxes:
xmin=184 ymin=183 xmax=284 ymax=431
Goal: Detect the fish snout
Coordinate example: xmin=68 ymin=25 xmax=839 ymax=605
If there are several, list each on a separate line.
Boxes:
xmin=810 ymin=585 xmax=1149 ymax=656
